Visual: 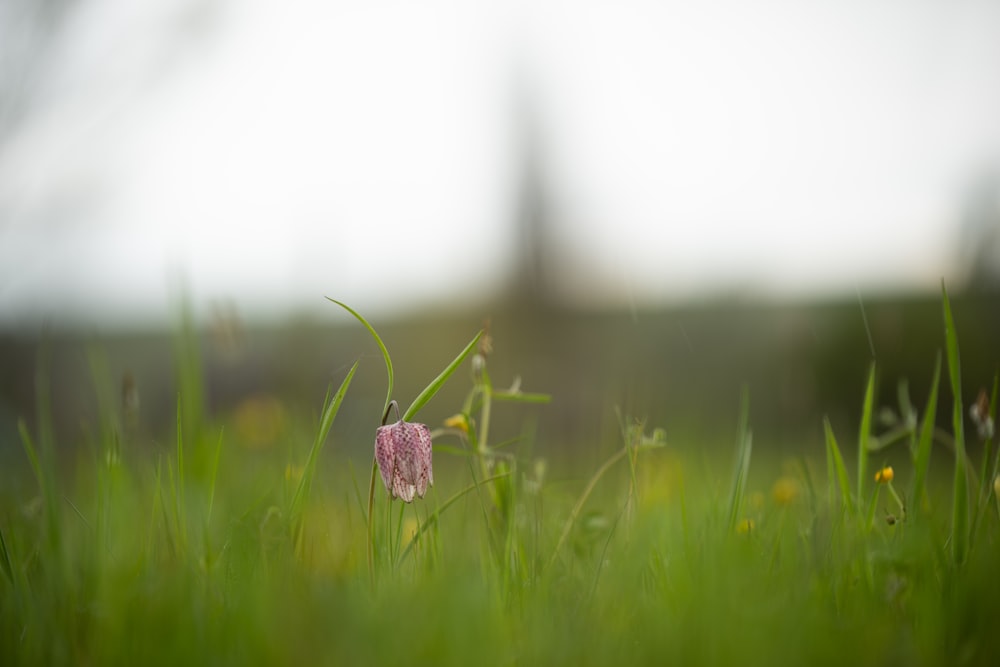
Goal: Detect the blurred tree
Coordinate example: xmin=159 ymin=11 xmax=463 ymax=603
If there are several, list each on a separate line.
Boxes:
xmin=508 ymin=58 xmax=557 ymax=310
xmin=959 ymin=164 xmax=1000 ymax=288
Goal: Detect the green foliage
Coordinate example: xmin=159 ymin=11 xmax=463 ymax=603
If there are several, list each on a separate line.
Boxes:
xmin=403 ymin=330 xmax=483 ymax=422
xmin=3 ymin=292 xmax=1000 ymax=665
xmin=288 ymin=362 xmax=358 ymax=550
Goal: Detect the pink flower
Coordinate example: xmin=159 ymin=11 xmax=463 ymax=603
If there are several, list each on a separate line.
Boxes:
xmin=375 ymin=419 xmax=434 ymax=502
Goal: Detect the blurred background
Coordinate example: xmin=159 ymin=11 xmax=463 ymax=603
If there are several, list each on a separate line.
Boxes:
xmin=1 ymin=0 xmax=999 ymax=467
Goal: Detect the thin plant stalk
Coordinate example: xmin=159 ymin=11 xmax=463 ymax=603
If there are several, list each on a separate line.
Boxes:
xmin=857 ymin=363 xmax=876 ymax=503
xmin=726 ymin=386 xmax=752 ymax=533
xmin=942 ymin=282 xmax=969 ymax=565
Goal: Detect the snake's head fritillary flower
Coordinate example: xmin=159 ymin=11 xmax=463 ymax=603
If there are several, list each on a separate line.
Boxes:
xmin=375 ymin=418 xmax=433 ymax=503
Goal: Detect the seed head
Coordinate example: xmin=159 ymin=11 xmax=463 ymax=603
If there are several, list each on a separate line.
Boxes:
xmin=874 ymin=466 xmax=894 ymax=484
xmin=375 ymin=419 xmax=434 ymax=503
xmin=970 ymin=389 xmax=995 ymax=440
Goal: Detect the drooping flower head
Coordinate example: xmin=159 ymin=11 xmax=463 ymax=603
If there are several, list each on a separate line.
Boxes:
xmin=375 ymin=402 xmax=433 ymax=503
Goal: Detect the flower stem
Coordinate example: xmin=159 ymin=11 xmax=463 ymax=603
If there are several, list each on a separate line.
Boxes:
xmin=366 ymin=456 xmax=377 ymax=590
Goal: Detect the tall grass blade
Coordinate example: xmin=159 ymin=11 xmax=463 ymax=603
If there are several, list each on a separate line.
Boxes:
xmin=403 ymin=329 xmax=484 ymax=421
xmin=942 ymin=281 xmax=968 ymax=564
xmin=823 ymin=417 xmax=855 ymax=514
xmin=205 ymin=427 xmax=225 ymax=526
xmin=325 ymin=299 xmax=395 ymax=585
xmin=0 ymin=525 xmax=14 ymax=586
xmin=726 ymin=386 xmax=753 ymax=532
xmin=289 ymin=361 xmax=359 ymax=525
xmin=911 ymin=354 xmax=941 ymax=510
xmin=175 ymin=398 xmax=188 ymax=551
xmin=18 ymin=420 xmax=60 ymax=554
xmin=857 ymin=363 xmax=876 ymax=502
xmin=325 ymin=298 xmax=394 ymax=416
xmin=172 ymin=291 xmax=204 ymax=454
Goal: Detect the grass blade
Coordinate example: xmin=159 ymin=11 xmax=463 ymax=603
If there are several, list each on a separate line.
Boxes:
xmin=289 ymin=361 xmax=359 ymax=524
xmin=911 ymin=354 xmax=941 ymax=511
xmin=547 ymin=447 xmax=630 ymax=572
xmin=175 ymin=397 xmax=187 ymax=551
xmin=206 ymin=427 xmax=225 ymax=526
xmin=326 ymin=298 xmax=394 ymax=417
xmin=857 ymin=363 xmax=876 ymax=502
xmin=492 ymin=391 xmax=552 ymax=404
xmin=942 ymin=281 xmax=968 ymax=565
xmin=824 ymin=417 xmax=855 ymax=515
xmin=18 ymin=420 xmax=60 ymax=554
xmin=726 ymin=386 xmax=753 ymax=533
xmin=0 ymin=525 xmax=14 ymax=586
xmin=403 ymin=329 xmax=484 ymax=421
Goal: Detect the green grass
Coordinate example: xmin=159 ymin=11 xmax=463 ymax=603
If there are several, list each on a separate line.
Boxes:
xmin=2 ymin=292 xmax=1000 ymax=666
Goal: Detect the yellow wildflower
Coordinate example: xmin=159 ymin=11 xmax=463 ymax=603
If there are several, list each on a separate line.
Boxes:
xmin=736 ymin=518 xmax=755 ymax=534
xmin=874 ymin=466 xmax=894 ymax=484
xmin=443 ymin=414 xmax=469 ymax=433
xmin=402 ymin=517 xmax=420 ymax=547
xmin=771 ymin=477 xmax=800 ymax=506
xmin=234 ymin=394 xmax=286 ymax=449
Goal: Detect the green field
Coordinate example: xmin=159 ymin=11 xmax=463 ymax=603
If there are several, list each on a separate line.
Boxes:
xmin=2 ymin=289 xmax=999 ymax=665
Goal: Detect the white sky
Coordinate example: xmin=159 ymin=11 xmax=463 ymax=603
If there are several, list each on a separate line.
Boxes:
xmin=1 ymin=0 xmax=999 ymax=328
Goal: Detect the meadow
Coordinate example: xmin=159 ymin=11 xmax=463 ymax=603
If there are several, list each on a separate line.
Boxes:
xmin=2 ymin=287 xmax=999 ymax=666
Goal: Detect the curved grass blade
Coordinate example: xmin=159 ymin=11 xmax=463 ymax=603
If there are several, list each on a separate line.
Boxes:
xmin=546 ymin=446 xmax=630 ymax=573
xmin=911 ymin=354 xmax=941 ymax=510
xmin=824 ymin=417 xmax=855 ymax=514
xmin=942 ymin=281 xmax=968 ymax=565
xmin=396 ymin=470 xmax=512 ymax=565
xmin=403 ymin=329 xmax=484 ymax=421
xmin=857 ymin=363 xmax=876 ymax=502
xmin=326 ymin=298 xmax=393 ymax=416
xmin=324 ymin=299 xmax=393 ymax=585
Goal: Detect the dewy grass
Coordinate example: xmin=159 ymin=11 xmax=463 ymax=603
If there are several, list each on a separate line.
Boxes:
xmin=3 ymin=292 xmax=1000 ymax=665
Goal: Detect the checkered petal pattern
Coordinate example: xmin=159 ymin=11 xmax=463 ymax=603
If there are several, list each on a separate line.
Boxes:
xmin=374 ymin=420 xmax=433 ymax=503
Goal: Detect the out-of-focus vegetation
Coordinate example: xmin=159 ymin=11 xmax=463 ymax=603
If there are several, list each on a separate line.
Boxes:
xmin=1 ymin=288 xmax=999 ymax=664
